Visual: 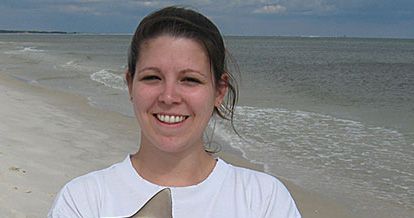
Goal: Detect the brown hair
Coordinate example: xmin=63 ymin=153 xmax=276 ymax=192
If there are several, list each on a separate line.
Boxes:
xmin=127 ymin=6 xmax=239 ymax=144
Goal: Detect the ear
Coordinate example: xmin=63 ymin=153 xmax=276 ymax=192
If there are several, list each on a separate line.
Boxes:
xmin=125 ymin=69 xmax=134 ymax=100
xmin=215 ymin=73 xmax=228 ymax=107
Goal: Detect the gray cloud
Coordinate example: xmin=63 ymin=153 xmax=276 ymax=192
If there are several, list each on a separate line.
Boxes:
xmin=253 ymin=4 xmax=287 ymax=14
xmin=0 ymin=0 xmax=413 ymax=37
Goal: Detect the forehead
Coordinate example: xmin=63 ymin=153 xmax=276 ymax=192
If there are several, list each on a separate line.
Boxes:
xmin=137 ymin=35 xmax=211 ymax=70
xmin=140 ymin=35 xmax=206 ymax=54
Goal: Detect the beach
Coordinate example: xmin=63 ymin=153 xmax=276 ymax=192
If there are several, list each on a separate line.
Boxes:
xmin=0 ymin=72 xmax=353 ymax=217
xmin=0 ymin=73 xmax=138 ymax=217
xmin=1 ymin=34 xmax=413 ymax=217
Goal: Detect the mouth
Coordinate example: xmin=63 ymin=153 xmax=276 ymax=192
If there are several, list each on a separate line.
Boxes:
xmin=154 ymin=114 xmax=189 ymax=124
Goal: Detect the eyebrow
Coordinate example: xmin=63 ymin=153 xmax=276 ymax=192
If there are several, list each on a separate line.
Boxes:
xmin=137 ymin=67 xmax=161 ymax=74
xmin=180 ymin=68 xmax=206 ymax=78
xmin=137 ymin=67 xmax=207 ymax=78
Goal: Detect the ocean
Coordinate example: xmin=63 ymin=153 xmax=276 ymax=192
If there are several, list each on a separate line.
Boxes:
xmin=0 ymin=34 xmax=413 ymax=217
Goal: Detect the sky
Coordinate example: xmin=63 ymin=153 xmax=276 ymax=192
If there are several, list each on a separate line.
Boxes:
xmin=1 ymin=0 xmax=413 ymax=38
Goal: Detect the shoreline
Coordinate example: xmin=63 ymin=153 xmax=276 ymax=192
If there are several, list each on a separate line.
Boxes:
xmin=0 ymin=72 xmax=352 ymax=217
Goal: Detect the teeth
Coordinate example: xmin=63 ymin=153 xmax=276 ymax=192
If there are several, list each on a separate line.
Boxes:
xmin=156 ymin=114 xmax=186 ymax=124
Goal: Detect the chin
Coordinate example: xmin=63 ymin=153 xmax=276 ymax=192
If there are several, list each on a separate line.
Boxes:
xmin=152 ymin=137 xmax=203 ymax=154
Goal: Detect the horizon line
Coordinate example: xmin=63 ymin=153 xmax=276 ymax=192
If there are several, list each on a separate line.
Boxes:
xmin=1 ymin=29 xmax=413 ymax=40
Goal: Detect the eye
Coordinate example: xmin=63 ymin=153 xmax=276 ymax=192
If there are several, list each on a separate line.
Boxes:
xmin=140 ymin=75 xmax=161 ymax=81
xmin=182 ymin=77 xmax=202 ymax=84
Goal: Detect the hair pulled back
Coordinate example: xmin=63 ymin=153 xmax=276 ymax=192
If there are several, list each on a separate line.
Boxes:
xmin=128 ymin=6 xmax=238 ymax=126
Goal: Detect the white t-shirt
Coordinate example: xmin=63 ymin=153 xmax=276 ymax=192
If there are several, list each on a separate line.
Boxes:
xmin=48 ymin=156 xmax=301 ymax=218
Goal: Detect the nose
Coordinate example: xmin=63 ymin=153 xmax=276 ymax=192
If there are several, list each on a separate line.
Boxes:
xmin=158 ymin=81 xmax=181 ymax=105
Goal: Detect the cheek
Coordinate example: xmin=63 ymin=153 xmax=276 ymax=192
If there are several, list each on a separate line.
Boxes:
xmin=186 ymin=88 xmax=216 ymax=114
xmin=132 ymin=86 xmax=156 ymax=111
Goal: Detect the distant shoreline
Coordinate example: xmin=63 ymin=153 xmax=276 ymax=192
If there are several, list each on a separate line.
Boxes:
xmin=1 ymin=30 xmax=412 ymax=40
xmin=0 ymin=30 xmax=77 ymax=34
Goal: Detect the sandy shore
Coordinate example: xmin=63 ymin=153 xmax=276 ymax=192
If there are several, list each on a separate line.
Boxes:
xmin=0 ymin=73 xmax=352 ymax=217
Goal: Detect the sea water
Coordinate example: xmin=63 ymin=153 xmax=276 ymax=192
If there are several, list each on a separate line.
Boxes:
xmin=1 ymin=34 xmax=413 ymax=217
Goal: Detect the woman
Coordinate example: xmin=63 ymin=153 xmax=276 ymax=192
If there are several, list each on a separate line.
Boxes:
xmin=48 ymin=6 xmax=301 ymax=218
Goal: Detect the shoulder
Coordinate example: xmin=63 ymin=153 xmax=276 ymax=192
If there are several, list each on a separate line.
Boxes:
xmin=223 ymin=160 xmax=284 ymax=191
xmin=48 ymin=158 xmax=129 ymax=217
xmin=220 ymin=160 xmax=302 ymax=218
xmin=63 ymin=158 xmax=128 ymax=197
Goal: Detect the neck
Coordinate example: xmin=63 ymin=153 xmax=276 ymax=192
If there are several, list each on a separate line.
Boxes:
xmin=131 ymin=143 xmax=216 ymax=187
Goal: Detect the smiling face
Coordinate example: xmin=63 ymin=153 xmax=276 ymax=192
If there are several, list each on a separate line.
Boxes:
xmin=127 ymin=35 xmax=226 ymax=154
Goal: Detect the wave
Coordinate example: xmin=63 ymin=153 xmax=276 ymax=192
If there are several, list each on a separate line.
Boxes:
xmin=20 ymin=46 xmax=44 ymax=52
xmin=4 ymin=46 xmax=44 ymax=54
xmin=214 ymin=105 xmax=413 ymax=210
xmin=63 ymin=60 xmax=77 ymax=67
xmin=61 ymin=60 xmax=82 ymax=69
xmin=90 ymin=69 xmax=127 ymax=91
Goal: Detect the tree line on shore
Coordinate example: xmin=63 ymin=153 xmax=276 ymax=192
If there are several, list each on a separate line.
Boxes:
xmin=0 ymin=30 xmax=77 ymax=34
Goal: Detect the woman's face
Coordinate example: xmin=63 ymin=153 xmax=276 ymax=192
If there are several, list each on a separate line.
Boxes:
xmin=127 ymin=35 xmax=226 ymax=154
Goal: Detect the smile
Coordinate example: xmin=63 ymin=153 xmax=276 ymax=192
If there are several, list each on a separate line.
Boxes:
xmin=155 ymin=114 xmax=189 ymax=124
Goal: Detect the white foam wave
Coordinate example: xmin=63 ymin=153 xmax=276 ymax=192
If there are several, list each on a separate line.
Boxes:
xmin=90 ymin=69 xmax=127 ymax=91
xmin=4 ymin=46 xmax=44 ymax=54
xmin=21 ymin=46 xmax=44 ymax=52
xmin=60 ymin=59 xmax=95 ymax=73
xmin=61 ymin=60 xmax=80 ymax=69
xmin=63 ymin=60 xmax=77 ymax=66
xmin=214 ymin=105 xmax=413 ymax=211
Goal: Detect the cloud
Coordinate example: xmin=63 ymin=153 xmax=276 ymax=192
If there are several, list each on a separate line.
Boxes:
xmin=78 ymin=0 xmax=108 ymax=2
xmin=253 ymin=4 xmax=287 ymax=14
xmin=129 ymin=0 xmax=161 ymax=7
xmin=54 ymin=4 xmax=103 ymax=16
xmin=279 ymin=0 xmax=335 ymax=15
xmin=1 ymin=0 xmax=413 ymax=37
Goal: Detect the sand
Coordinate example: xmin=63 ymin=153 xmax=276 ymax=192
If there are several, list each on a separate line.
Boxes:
xmin=0 ymin=72 xmax=353 ymax=217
